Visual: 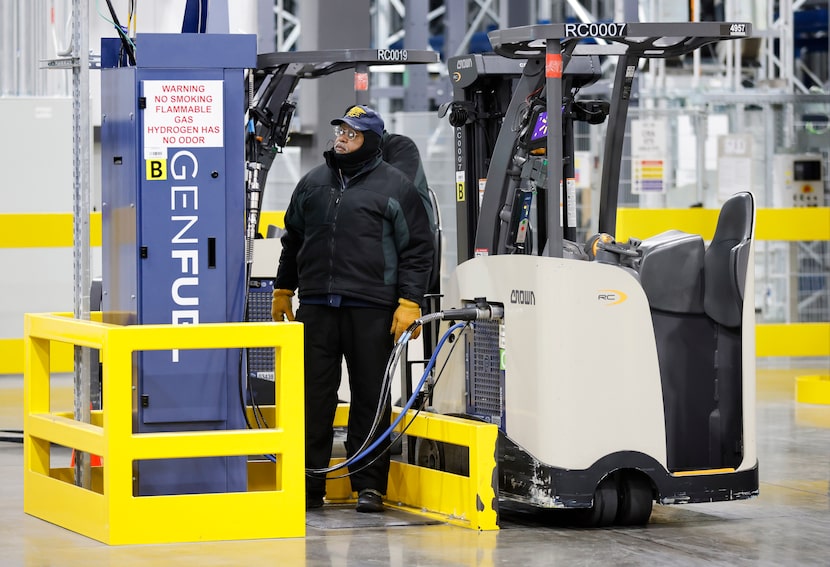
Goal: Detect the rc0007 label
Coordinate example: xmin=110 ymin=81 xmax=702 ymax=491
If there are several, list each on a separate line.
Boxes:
xmin=563 ymin=22 xmax=627 ymax=38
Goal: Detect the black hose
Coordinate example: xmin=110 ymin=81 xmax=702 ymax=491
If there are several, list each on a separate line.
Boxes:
xmin=104 ymin=0 xmax=136 ymax=65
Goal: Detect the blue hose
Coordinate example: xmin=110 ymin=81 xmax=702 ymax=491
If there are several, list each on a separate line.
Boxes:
xmin=348 ymin=322 xmax=467 ymax=463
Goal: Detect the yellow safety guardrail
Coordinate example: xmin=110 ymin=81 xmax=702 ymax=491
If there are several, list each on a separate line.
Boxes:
xmin=248 ymin=403 xmax=501 ymax=531
xmin=385 ymin=408 xmax=499 ymax=531
xmin=23 ymin=312 xmax=305 ymax=545
xmin=25 ymin=310 xmax=498 ymax=543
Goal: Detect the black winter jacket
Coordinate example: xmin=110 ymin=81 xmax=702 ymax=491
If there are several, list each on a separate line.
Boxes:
xmin=382 ymin=132 xmax=435 ymax=232
xmin=275 ymin=151 xmax=434 ymax=307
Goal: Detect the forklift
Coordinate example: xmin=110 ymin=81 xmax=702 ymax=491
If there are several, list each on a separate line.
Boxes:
xmin=426 ymin=21 xmax=759 ymax=527
xmin=242 ymin=48 xmax=440 ymax=405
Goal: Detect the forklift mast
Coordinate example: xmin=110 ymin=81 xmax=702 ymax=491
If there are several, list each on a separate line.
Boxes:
xmin=243 ymin=49 xmax=441 ymax=403
xmin=442 ymin=54 xmax=525 ymax=263
xmin=445 ymin=53 xmax=605 ymax=261
xmin=458 ymin=22 xmax=752 ymax=260
xmin=249 ymin=49 xmax=438 ymax=188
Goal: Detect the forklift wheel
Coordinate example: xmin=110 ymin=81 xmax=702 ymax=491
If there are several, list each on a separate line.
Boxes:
xmin=414 ymin=438 xmax=445 ymax=470
xmin=572 ymin=476 xmax=618 ymax=528
xmin=615 ymin=473 xmax=653 ymax=526
xmin=413 ymin=438 xmax=470 ymax=476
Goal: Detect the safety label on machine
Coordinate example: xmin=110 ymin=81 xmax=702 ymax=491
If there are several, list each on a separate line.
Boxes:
xmin=142 ymin=80 xmax=224 ymax=160
xmin=630 ymin=117 xmax=667 ymax=194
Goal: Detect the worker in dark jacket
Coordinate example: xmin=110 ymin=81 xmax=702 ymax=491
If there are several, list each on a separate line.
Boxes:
xmin=382 ymin=131 xmax=435 ymax=234
xmin=382 ymin=131 xmax=441 ymax=296
xmin=271 ymin=105 xmax=433 ymax=513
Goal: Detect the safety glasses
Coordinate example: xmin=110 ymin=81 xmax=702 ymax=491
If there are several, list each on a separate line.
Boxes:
xmin=333 ymin=125 xmax=361 ymax=140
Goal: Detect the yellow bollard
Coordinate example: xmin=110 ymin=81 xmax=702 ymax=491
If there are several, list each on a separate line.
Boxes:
xmin=795 ymin=375 xmax=830 ymax=405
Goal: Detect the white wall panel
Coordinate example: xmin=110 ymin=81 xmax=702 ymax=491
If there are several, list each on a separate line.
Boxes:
xmin=0 ymin=98 xmax=74 ymax=212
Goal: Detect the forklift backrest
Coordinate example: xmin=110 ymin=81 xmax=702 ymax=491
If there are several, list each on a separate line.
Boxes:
xmin=637 ymin=230 xmax=705 ymax=314
xmin=703 ymin=192 xmax=755 ymax=328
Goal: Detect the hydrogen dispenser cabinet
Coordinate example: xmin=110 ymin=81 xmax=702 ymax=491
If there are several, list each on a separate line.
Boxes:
xmin=100 ymin=34 xmax=256 ymax=496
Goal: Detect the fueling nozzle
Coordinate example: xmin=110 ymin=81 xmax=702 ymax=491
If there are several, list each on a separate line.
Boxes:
xmin=438 ymin=298 xmax=504 ymax=321
xmin=398 ymin=299 xmax=503 ymax=346
xmin=408 ymin=299 xmax=503 ymax=334
xmin=440 ymin=305 xmax=503 ymax=321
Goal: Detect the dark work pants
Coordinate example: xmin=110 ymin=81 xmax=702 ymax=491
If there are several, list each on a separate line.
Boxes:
xmin=297 ymin=303 xmax=394 ymax=499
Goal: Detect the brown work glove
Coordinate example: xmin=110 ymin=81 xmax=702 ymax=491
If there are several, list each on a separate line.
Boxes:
xmin=271 ymin=289 xmax=295 ymax=322
xmin=390 ymin=298 xmax=421 ymax=342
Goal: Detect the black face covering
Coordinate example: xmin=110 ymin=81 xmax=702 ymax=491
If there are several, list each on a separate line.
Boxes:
xmin=330 ymin=130 xmax=381 ymax=176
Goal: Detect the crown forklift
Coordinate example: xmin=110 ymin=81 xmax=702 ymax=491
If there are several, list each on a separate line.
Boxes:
xmin=429 ymin=21 xmax=759 ymax=527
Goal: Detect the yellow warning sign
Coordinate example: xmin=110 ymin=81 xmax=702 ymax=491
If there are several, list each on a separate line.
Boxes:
xmin=146 ymin=159 xmax=167 ymax=180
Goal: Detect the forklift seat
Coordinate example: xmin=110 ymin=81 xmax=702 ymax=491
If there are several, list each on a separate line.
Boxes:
xmin=703 ymin=191 xmax=755 ymax=328
xmin=649 ymin=191 xmax=754 ymax=471
xmin=701 ymin=191 xmax=754 ymax=470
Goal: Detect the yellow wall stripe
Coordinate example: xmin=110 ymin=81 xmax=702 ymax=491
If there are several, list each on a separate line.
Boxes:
xmin=2 ymin=322 xmax=827 ymax=375
xmin=616 ymin=207 xmax=830 ymax=242
xmin=3 ymin=208 xmax=823 ymax=249
xmin=756 ymin=323 xmax=830 ymax=358
xmin=1 ymin=338 xmax=75 ymax=374
xmin=0 ymin=213 xmax=103 ymax=248
xmin=0 ymin=211 xmax=286 ymax=249
xmin=2 ymin=207 xmax=824 ymax=248
xmin=1 ymin=208 xmax=825 ymax=370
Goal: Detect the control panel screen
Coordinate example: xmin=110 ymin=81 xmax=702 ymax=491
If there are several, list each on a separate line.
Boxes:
xmin=794 ymin=160 xmax=821 ymax=181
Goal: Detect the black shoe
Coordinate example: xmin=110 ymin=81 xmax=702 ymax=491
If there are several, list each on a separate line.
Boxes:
xmin=306 ymin=495 xmax=324 ymax=510
xmin=356 ymin=489 xmax=385 ymax=513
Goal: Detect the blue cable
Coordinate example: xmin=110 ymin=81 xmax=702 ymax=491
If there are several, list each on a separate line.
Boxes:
xmin=263 ymin=321 xmax=466 ymax=471
xmin=347 ymin=322 xmax=466 ymax=464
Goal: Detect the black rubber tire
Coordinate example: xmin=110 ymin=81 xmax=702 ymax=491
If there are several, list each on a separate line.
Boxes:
xmin=616 ymin=473 xmax=654 ymax=526
xmin=414 ymin=438 xmax=444 ymax=470
xmin=572 ymin=476 xmax=618 ymax=528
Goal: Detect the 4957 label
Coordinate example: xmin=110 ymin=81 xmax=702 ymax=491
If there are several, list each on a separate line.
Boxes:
xmin=724 ymin=23 xmax=749 ymax=36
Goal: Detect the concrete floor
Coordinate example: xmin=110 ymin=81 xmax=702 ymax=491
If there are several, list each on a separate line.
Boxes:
xmin=1 ymin=358 xmax=828 ymax=566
